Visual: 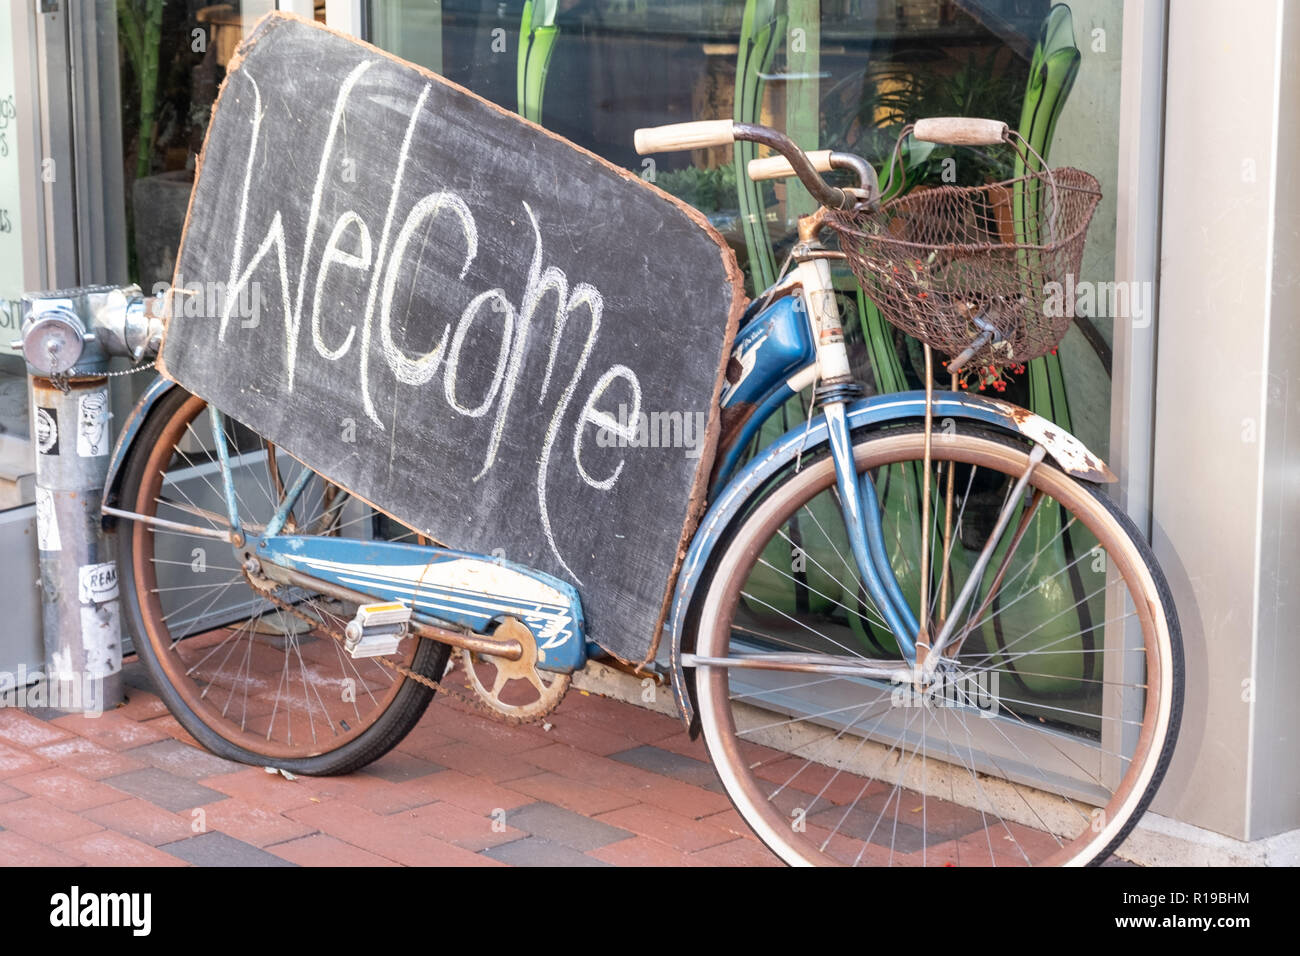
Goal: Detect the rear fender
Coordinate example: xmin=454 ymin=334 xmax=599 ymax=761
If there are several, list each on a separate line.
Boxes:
xmin=101 ymin=376 xmax=180 ymax=520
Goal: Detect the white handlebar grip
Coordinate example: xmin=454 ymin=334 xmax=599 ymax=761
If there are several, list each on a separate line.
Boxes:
xmin=913 ymin=117 xmax=1008 ymax=146
xmin=634 ymin=120 xmax=735 ymax=155
xmin=747 ymin=149 xmax=834 ymax=181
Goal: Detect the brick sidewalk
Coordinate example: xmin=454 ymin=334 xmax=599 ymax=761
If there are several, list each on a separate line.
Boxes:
xmin=0 ymin=658 xmax=780 ymax=867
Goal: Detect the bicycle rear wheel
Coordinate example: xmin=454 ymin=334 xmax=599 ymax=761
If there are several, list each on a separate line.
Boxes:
xmin=116 ymin=386 xmax=451 ymax=775
xmin=691 ymin=424 xmax=1182 ymax=866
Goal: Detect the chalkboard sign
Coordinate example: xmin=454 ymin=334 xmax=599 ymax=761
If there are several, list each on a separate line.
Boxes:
xmin=160 ymin=13 xmax=744 ymax=664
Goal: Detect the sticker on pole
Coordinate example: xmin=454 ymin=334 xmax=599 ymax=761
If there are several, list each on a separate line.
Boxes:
xmin=76 ymin=390 xmax=110 ymax=457
xmin=78 ymin=561 xmax=119 ymax=604
xmin=36 ymin=407 xmax=60 ymax=455
xmin=35 ymin=487 xmax=61 ymax=552
xmin=80 ymin=602 xmax=123 ymax=678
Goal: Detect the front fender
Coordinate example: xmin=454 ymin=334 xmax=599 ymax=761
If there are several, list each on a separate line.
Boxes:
xmin=665 ymin=389 xmax=1114 ymax=727
xmin=101 ymin=375 xmax=179 ymax=519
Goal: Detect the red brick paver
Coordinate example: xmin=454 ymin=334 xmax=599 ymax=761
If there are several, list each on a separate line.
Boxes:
xmin=81 ymin=798 xmax=197 ymax=847
xmin=0 ymin=796 xmax=105 ymax=843
xmin=0 ymin=657 xmax=783 ymax=867
xmin=593 ymin=802 xmax=734 ymax=852
xmin=32 ymin=737 xmax=147 ymax=780
xmin=0 ymin=710 xmax=71 ymax=749
xmin=0 ymin=830 xmax=82 ymax=866
xmin=7 ymin=768 xmax=127 ymax=812
xmin=192 ymin=798 xmax=316 ymax=847
xmin=56 ymin=830 xmax=190 ymax=867
xmin=268 ymin=834 xmax=399 ymax=867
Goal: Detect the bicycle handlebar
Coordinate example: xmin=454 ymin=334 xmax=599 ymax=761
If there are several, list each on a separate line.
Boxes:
xmin=747 ymin=150 xmax=833 ymax=180
xmin=633 ymin=120 xmax=735 ymax=155
xmin=747 ymin=150 xmax=876 ymax=198
xmin=633 ymin=119 xmax=870 ymax=211
xmin=633 ymin=115 xmax=1009 ymax=213
xmin=912 ymin=117 xmax=1008 ymax=146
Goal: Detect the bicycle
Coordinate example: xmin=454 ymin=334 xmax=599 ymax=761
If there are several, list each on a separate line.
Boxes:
xmin=104 ymin=115 xmax=1181 ymax=866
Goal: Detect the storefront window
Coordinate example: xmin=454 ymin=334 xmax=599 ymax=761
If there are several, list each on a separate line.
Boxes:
xmin=1 ymin=7 xmax=35 ymax=506
xmin=118 ymin=0 xmax=285 ymax=293
xmin=365 ymin=0 xmax=1121 ymax=458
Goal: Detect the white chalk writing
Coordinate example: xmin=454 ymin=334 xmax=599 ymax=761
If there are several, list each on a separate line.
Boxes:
xmin=215 ymin=63 xmax=644 ymax=582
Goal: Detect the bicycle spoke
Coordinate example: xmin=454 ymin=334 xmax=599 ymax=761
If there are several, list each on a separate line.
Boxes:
xmin=695 ymin=426 xmax=1178 ymax=866
xmin=126 ymin=392 xmax=446 ymax=771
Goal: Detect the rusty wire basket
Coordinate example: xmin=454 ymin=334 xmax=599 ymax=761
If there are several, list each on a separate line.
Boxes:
xmin=827 ymin=133 xmax=1102 ymax=370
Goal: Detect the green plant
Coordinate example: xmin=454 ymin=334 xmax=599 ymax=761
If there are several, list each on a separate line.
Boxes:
xmin=652 ymin=163 xmax=739 ymax=213
xmin=1014 ymin=3 xmax=1083 ymax=429
xmin=518 ymin=0 xmax=559 ymax=124
xmin=822 ymin=46 xmax=1029 ymax=188
xmin=734 ymin=0 xmax=786 ymax=292
xmin=117 ymin=0 xmax=166 ymax=181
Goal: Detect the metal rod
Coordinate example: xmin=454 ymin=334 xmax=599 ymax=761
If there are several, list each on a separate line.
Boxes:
xmin=265 ymin=442 xmax=285 ymax=503
xmin=938 ymin=370 xmax=959 ymax=624
xmin=263 ymin=462 xmax=314 ymax=539
xmin=101 ymin=504 xmax=235 ymax=542
xmin=925 ymin=443 xmax=1047 ymax=670
xmin=682 ymin=653 xmax=909 ymax=680
xmin=418 ymin=620 xmax=525 ymax=660
xmin=946 ymin=329 xmax=995 ymax=375
xmin=916 ymin=345 xmax=935 ymax=665
xmin=265 ymin=564 xmax=525 ymax=660
xmin=208 ymin=407 xmax=242 ymax=542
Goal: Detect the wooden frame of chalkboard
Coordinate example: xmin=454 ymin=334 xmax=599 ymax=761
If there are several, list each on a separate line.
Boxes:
xmin=156 ymin=11 xmax=746 ymax=666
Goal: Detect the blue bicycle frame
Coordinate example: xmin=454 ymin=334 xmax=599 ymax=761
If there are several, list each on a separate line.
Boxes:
xmin=105 ymin=246 xmax=1113 ymax=705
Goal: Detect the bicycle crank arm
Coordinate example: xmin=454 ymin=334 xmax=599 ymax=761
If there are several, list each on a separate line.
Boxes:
xmin=257 ymin=562 xmax=525 ymax=660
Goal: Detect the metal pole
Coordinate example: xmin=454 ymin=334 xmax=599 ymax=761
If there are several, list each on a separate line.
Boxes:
xmin=31 ymin=376 xmax=122 ymax=713
xmin=14 ymin=284 xmax=161 ymax=714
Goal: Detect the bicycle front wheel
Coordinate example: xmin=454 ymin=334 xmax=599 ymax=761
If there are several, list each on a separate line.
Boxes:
xmin=116 ymin=387 xmax=451 ymax=775
xmin=691 ymin=424 xmax=1182 ymax=866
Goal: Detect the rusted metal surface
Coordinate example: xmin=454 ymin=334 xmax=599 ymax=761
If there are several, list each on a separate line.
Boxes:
xmin=979 ymin=394 xmax=1117 ymax=482
xmin=265 ymin=563 xmax=525 ymax=660
xmin=459 ymin=616 xmax=571 ymax=720
xmin=827 ymin=128 xmax=1102 ymax=369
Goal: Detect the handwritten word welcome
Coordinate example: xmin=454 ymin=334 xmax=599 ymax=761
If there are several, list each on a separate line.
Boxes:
xmin=214 ymin=61 xmax=645 ymax=581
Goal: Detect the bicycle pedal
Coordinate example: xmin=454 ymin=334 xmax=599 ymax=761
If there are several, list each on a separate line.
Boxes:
xmin=344 ymin=602 xmax=411 ymax=658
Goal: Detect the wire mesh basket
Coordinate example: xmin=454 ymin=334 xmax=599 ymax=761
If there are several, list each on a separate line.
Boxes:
xmin=827 ymin=131 xmax=1102 ymax=370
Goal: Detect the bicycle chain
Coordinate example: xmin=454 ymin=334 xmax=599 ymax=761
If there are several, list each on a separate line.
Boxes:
xmin=247 ymin=570 xmax=565 ymax=727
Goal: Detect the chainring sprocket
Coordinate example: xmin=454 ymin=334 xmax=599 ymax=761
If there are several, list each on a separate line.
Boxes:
xmin=460 ymin=617 xmax=570 ymax=721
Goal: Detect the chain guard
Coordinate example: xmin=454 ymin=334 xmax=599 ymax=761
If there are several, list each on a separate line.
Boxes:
xmin=247 ymin=572 xmax=567 ymax=726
